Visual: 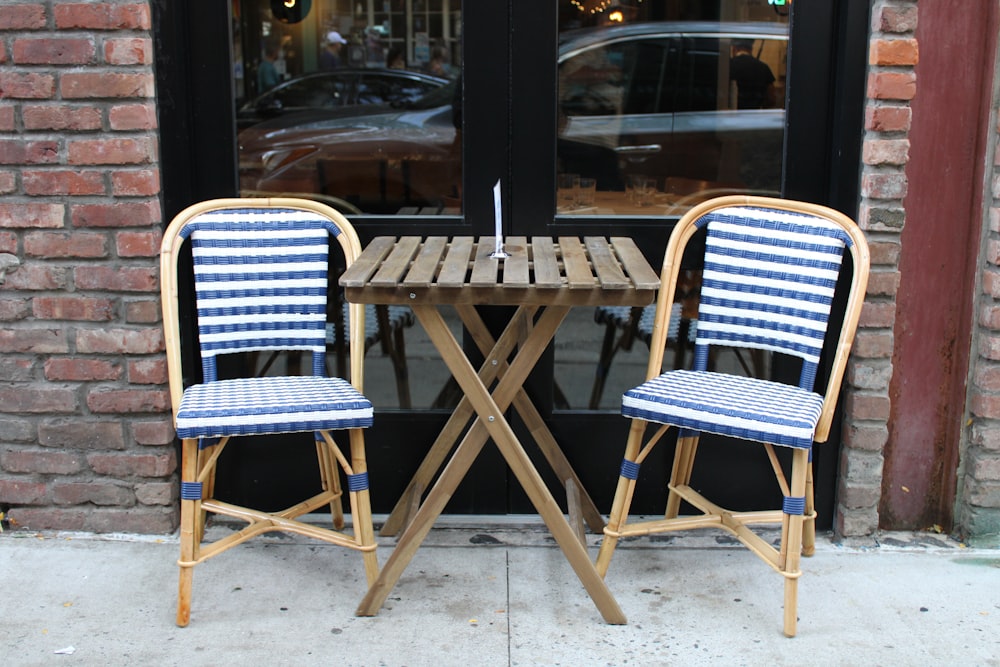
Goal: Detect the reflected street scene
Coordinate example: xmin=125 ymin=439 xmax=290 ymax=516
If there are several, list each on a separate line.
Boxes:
xmin=553 ymin=1 xmax=788 ymax=408
xmin=235 ymin=0 xmax=462 ymax=216
xmin=556 ymin=10 xmax=787 ymax=218
xmin=232 ymin=0 xmax=789 ymax=411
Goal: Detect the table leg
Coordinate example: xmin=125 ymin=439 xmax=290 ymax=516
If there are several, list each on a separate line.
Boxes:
xmin=442 ymin=305 xmax=626 ymax=624
xmin=359 ymin=304 xmax=626 ymax=624
xmin=379 ymin=307 xmax=537 ymax=537
xmin=357 ymin=306 xmax=540 ymax=615
xmin=456 ymin=305 xmax=605 ymax=534
xmin=382 ymin=304 xmax=606 ymax=537
xmin=357 ymin=418 xmax=493 ymax=617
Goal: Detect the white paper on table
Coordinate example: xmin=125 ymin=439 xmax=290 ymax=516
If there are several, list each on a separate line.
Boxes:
xmin=491 ymin=179 xmax=508 ymax=258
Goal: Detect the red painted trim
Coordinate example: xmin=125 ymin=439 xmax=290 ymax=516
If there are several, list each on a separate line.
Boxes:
xmin=882 ymin=1 xmax=999 ymax=529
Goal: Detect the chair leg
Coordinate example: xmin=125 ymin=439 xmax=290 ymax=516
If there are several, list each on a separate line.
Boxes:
xmin=665 ymin=433 xmax=699 ymax=519
xmin=781 ymin=447 xmax=809 ymax=638
xmin=348 ymin=428 xmax=379 ymax=586
xmin=176 ymin=437 xmax=200 ymax=627
xmin=316 ymin=436 xmax=345 ymax=530
xmin=596 ymin=419 xmax=646 ymax=577
xmin=802 ymin=458 xmax=816 ymax=557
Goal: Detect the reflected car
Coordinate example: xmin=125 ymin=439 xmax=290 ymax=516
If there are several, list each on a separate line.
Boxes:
xmin=237 ymin=68 xmax=448 ymax=130
xmin=239 ymin=22 xmax=788 ymax=212
xmin=239 ymin=81 xmax=461 ymax=212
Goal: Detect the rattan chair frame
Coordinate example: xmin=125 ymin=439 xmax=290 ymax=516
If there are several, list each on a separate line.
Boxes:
xmin=161 ymin=197 xmax=379 ymax=626
xmin=594 ymin=195 xmax=870 ymax=637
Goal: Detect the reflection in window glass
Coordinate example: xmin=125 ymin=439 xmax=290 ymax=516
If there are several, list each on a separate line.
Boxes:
xmin=554 ymin=0 xmax=789 ymax=412
xmin=555 ymin=0 xmax=788 ymax=222
xmin=230 ymin=1 xmax=463 ymax=413
xmin=235 ymin=0 xmax=463 ymax=217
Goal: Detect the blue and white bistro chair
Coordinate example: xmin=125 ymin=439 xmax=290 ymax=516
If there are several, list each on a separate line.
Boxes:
xmin=595 ymin=196 xmax=870 ymax=637
xmin=160 ymin=198 xmax=379 ymax=626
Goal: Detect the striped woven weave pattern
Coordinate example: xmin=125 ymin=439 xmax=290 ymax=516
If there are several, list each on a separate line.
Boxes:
xmin=694 ymin=206 xmax=849 ymax=367
xmin=595 ymin=303 xmax=697 ymax=344
xmin=175 ymin=206 xmax=373 ymax=438
xmin=622 ymin=205 xmax=852 ymax=449
xmin=623 ymin=370 xmax=824 ymax=449
xmin=182 ymin=207 xmax=337 ymax=379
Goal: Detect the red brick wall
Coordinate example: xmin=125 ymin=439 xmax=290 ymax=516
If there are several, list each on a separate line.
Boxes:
xmin=0 ymin=1 xmax=176 ymax=533
xmin=849 ymin=0 xmax=1000 ymax=544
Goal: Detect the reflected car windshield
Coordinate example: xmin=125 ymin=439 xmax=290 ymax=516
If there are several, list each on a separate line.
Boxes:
xmin=403 ymin=80 xmax=457 ymax=110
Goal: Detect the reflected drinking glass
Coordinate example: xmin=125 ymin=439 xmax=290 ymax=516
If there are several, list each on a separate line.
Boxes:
xmin=558 ymin=173 xmax=580 ymax=209
xmin=634 ymin=176 xmax=656 ymax=206
xmin=577 ymin=177 xmax=597 ymax=208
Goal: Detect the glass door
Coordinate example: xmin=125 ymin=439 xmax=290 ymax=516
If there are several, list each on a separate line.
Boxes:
xmin=504 ymin=0 xmax=865 ymax=521
xmin=550 ymin=4 xmax=790 ymax=412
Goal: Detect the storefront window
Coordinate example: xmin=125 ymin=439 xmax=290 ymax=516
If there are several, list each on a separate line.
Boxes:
xmin=555 ymin=0 xmax=788 ymax=220
xmin=553 ymin=1 xmax=788 ymax=410
xmin=234 ymin=0 xmax=463 ymax=216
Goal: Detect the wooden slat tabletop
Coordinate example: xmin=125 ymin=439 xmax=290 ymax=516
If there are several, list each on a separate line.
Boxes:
xmin=436 ymin=236 xmax=473 ymax=287
xmin=610 ymin=236 xmax=660 ymax=291
xmin=340 ymin=236 xmax=658 ymax=307
xmin=403 ymin=236 xmax=447 ymax=287
xmin=469 ymin=237 xmax=500 ymax=287
xmin=557 ymin=236 xmax=592 ymax=290
xmin=585 ymin=236 xmax=630 ymax=290
xmin=531 ymin=236 xmax=561 ymax=288
xmin=502 ymin=236 xmax=529 ymax=288
xmin=371 ymin=236 xmax=420 ymax=287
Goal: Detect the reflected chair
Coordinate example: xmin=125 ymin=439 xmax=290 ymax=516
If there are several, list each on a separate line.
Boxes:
xmin=589 ymin=271 xmax=762 ymax=409
xmin=326 ymin=303 xmax=414 ymax=408
xmin=589 ymin=269 xmax=700 ymax=409
xmin=161 ymin=198 xmax=380 ymax=626
xmin=589 ymin=303 xmax=695 ymax=409
xmin=595 ymin=196 xmax=869 ymax=637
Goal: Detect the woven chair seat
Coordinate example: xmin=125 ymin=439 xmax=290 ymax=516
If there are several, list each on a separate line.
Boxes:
xmin=176 ymin=375 xmax=373 ymax=439
xmin=622 ymin=369 xmax=824 ymax=450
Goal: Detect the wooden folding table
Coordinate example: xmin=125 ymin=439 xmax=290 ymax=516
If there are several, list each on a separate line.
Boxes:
xmin=341 ymin=235 xmax=658 ymax=623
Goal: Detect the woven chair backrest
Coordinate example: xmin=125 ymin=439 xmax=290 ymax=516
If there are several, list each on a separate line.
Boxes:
xmin=691 ymin=205 xmax=852 ymax=390
xmin=179 ymin=206 xmax=341 ymax=381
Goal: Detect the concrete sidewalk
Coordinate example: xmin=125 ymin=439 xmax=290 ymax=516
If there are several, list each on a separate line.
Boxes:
xmin=2 ymin=519 xmax=998 ymax=666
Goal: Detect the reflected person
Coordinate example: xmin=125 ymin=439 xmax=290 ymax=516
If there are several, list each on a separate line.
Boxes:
xmin=729 ymin=39 xmax=776 ymax=109
xmin=257 ymin=39 xmax=281 ymax=92
xmin=386 ymin=47 xmax=405 ymax=70
xmin=321 ymin=31 xmax=348 ymax=70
